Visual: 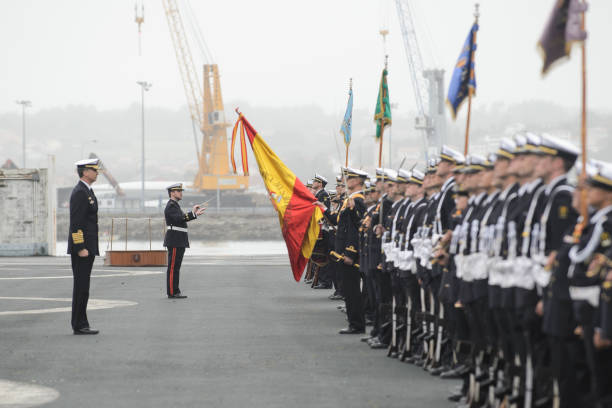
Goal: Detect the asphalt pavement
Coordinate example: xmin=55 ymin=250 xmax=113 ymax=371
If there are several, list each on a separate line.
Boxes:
xmin=0 ymin=255 xmax=457 ymax=408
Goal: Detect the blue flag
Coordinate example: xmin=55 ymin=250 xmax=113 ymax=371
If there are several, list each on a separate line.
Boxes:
xmin=447 ymin=22 xmax=478 ymax=119
xmin=340 ymin=88 xmax=353 ymax=146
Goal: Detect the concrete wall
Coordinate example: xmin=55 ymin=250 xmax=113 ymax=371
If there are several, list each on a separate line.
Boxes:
xmin=0 ymin=166 xmax=56 ymax=256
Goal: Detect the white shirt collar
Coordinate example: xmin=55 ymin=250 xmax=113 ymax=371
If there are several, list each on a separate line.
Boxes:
xmin=477 ymin=191 xmax=487 ymax=203
xmin=591 ymin=205 xmax=612 ymax=224
xmin=484 ymin=190 xmax=499 ymax=204
xmin=80 ymin=179 xmax=92 ymax=190
xmin=442 ymin=176 xmax=455 ymax=192
xmin=545 ymin=174 xmax=567 ymax=195
xmin=499 ymin=183 xmax=515 ymax=200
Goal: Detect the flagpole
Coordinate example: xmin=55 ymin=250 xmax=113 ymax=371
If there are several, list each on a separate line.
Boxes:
xmin=464 ymin=4 xmax=479 ymax=156
xmin=345 ymin=146 xmax=349 ymax=167
xmin=580 ymin=1 xmax=588 ymax=225
xmin=464 ymin=93 xmax=472 ymax=157
xmin=346 ymin=78 xmax=352 ymax=167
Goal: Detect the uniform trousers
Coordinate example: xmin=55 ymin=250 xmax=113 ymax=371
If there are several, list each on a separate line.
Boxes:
xmin=341 ymin=262 xmax=365 ymax=330
xmin=166 ymin=247 xmax=185 ymax=296
xmin=71 ymin=253 xmax=95 ymax=330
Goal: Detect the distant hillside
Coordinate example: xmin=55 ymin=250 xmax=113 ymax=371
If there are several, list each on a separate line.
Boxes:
xmin=0 ymin=100 xmax=610 ymax=188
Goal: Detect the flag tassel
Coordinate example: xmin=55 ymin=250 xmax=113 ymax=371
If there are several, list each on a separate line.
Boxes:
xmin=230 ymin=110 xmax=249 ymax=176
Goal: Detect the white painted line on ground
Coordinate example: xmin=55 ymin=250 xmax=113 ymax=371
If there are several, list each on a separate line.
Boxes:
xmin=0 ymin=379 xmax=59 ymax=407
xmin=0 ymin=270 xmax=162 ymax=280
xmin=0 ymin=297 xmax=137 ymax=316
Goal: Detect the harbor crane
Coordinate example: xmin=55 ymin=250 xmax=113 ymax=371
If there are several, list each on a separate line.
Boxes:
xmin=162 ymin=0 xmax=248 ymax=191
xmin=394 ymin=0 xmax=446 ymax=159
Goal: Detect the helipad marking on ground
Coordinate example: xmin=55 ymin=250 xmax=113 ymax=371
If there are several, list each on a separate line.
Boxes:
xmin=0 ymin=297 xmax=137 ymax=316
xmin=0 ymin=379 xmax=59 ymax=407
xmin=0 ymin=270 xmax=162 ymax=280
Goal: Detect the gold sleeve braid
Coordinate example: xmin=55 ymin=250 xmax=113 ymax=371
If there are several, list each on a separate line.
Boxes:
xmin=72 ymin=230 xmax=84 ymax=244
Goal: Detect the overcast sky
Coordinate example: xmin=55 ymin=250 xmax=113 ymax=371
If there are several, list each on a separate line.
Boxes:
xmin=1 ymin=0 xmax=610 ymax=123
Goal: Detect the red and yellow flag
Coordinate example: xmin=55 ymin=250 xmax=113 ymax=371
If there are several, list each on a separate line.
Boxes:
xmin=231 ymin=110 xmax=323 ymax=281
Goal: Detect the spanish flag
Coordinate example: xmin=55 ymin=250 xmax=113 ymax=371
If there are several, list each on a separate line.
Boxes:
xmin=231 ymin=110 xmax=323 ymax=281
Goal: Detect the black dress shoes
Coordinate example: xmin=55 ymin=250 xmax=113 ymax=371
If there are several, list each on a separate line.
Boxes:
xmin=74 ymin=327 xmax=99 ymax=335
xmin=313 ymin=284 xmax=332 ymax=289
xmin=168 ymin=294 xmax=187 ymax=299
xmin=339 ymin=327 xmax=365 ymax=334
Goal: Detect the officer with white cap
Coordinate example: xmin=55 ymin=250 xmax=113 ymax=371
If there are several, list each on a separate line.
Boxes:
xmin=163 ymin=183 xmax=206 ymax=299
xmin=68 ymin=158 xmax=101 ymax=335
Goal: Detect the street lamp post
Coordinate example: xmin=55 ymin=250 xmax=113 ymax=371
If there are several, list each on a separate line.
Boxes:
xmin=136 ymin=81 xmax=152 ymax=210
xmin=15 ymin=100 xmax=32 ymax=168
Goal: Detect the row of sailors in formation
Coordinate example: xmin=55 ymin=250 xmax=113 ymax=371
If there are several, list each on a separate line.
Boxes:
xmin=305 ymin=133 xmax=612 ymax=408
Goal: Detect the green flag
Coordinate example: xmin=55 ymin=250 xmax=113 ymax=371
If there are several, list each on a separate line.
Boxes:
xmin=374 ymin=68 xmax=391 ymax=140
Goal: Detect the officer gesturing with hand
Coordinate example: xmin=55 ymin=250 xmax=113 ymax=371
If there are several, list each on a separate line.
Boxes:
xmin=164 ymin=183 xmax=206 ymax=299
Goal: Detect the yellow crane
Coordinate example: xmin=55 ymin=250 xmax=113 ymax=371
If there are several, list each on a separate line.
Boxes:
xmin=162 ymin=0 xmax=248 ymax=191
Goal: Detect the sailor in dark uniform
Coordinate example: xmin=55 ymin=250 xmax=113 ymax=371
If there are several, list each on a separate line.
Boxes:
xmin=367 ymin=168 xmax=396 ymax=348
xmin=359 ymin=180 xmax=377 ymax=325
xmin=428 ymin=145 xmax=463 ymax=371
xmin=566 ymin=161 xmax=612 ymax=407
xmin=528 ymin=135 xmax=580 ymax=407
xmin=312 ymin=174 xmax=333 ymax=289
xmin=163 ymin=183 xmax=205 ymax=299
xmin=327 ymin=176 xmax=346 ymax=299
xmin=395 ymin=169 xmax=427 ymax=360
xmin=68 ymin=159 xmax=101 ymax=335
xmin=318 ymin=167 xmax=368 ymax=334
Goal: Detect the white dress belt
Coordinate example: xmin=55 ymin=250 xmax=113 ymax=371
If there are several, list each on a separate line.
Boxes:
xmin=167 ymin=226 xmax=188 ymax=233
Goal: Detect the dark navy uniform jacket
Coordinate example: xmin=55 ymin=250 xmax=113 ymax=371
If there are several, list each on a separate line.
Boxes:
xmin=325 ymin=192 xmax=366 ymax=263
xmin=163 ymin=199 xmax=197 ymax=248
xmin=67 ymin=181 xmax=99 ymax=256
xmin=315 ymin=189 xmax=331 ymax=211
xmin=368 ymin=195 xmax=393 ymax=271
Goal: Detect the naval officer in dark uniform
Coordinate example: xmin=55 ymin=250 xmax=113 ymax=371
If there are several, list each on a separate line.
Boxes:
xmin=319 ymin=167 xmax=368 ymax=334
xmin=164 ymin=183 xmax=205 ymax=299
xmin=312 ymin=173 xmax=333 ymax=289
xmin=67 ymin=158 xmax=100 ymax=335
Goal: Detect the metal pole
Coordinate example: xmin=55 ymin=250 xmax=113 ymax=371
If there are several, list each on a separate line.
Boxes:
xmin=216 ymin=179 xmax=220 ymax=214
xmin=16 ymin=100 xmax=31 ymax=168
xmin=141 ymin=84 xmax=145 ymax=210
xmin=22 ymin=104 xmax=26 ymax=168
xmin=137 ymin=82 xmax=151 ymax=210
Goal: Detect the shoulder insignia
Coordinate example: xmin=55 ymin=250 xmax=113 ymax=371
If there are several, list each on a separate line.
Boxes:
xmin=558 ymin=205 xmax=569 ymax=219
xmin=345 ymin=246 xmax=357 ymax=253
xmin=603 ymin=281 xmax=612 ymax=290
